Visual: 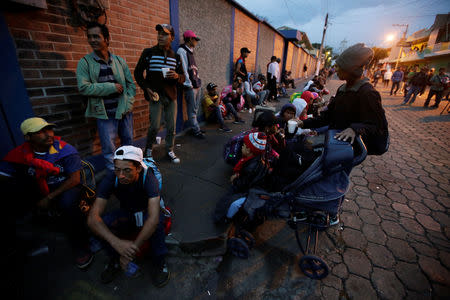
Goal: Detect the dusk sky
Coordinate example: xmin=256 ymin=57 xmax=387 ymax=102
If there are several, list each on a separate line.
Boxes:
xmin=235 ymin=0 xmax=449 ymax=52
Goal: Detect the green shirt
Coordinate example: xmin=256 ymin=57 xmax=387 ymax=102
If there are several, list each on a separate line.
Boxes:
xmin=76 ymin=52 xmax=136 ymax=119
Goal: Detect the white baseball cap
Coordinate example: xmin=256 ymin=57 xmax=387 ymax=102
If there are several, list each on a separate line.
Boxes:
xmin=113 ymin=146 xmax=147 ymax=169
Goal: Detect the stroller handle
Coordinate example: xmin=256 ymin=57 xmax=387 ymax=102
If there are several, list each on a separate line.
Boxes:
xmin=352 ymin=136 xmax=367 ymax=167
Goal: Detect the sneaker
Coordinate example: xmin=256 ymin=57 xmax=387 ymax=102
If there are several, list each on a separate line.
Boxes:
xmin=233 ymin=118 xmax=245 ymax=124
xmin=101 ymin=257 xmax=121 ymax=284
xmin=219 ymin=126 xmax=232 ymax=133
xmin=248 ymin=108 xmax=253 ymax=113
xmin=75 ymin=248 xmax=94 ymax=269
xmin=144 ymin=148 xmax=152 ymax=158
xmin=329 ymin=215 xmax=339 ymax=226
xmin=294 ymin=211 xmax=307 ymax=221
xmin=167 ymin=151 xmax=180 ymax=163
xmin=152 ymin=262 xmax=170 ymax=287
xmin=193 ymin=132 xmax=206 ymax=139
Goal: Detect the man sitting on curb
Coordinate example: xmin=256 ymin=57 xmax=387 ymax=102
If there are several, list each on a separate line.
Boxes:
xmin=203 ymin=82 xmax=244 ymax=133
xmin=0 ymin=117 xmax=93 ymax=269
xmin=87 ymin=146 xmax=169 ymax=287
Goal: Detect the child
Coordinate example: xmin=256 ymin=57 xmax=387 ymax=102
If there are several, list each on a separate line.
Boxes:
xmin=214 ymin=132 xmax=270 ymax=223
xmin=203 ymin=82 xmax=244 ymax=133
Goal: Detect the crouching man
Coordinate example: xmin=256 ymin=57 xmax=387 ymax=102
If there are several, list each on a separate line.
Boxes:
xmin=87 ymin=145 xmax=169 ymax=286
xmin=0 ymin=117 xmax=92 ymax=268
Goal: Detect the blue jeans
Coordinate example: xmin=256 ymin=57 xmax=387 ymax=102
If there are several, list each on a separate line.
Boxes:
xmin=101 ymin=209 xmax=168 ymax=263
xmin=184 ymin=87 xmax=201 ymax=134
xmin=97 ymin=113 xmax=134 ymax=170
xmin=403 ymin=85 xmax=421 ymax=104
xmin=208 ymin=103 xmax=239 ymax=127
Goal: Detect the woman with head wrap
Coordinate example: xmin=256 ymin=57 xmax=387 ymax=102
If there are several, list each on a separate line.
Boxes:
xmin=299 ymin=43 xmax=389 ymax=155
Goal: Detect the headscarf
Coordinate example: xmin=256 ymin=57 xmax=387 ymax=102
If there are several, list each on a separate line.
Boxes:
xmin=301 ymin=91 xmax=313 ymax=104
xmin=336 ymin=43 xmax=374 ymax=77
xmin=292 ymin=98 xmax=307 ymax=118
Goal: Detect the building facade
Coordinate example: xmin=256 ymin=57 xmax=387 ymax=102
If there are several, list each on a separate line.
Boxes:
xmin=0 ymin=0 xmax=317 ymax=158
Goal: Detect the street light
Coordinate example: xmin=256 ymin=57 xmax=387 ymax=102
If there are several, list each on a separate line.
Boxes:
xmin=386 ymin=34 xmax=395 ymax=42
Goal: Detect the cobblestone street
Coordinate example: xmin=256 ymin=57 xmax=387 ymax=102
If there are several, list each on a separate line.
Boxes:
xmin=310 ymin=80 xmax=450 ymax=299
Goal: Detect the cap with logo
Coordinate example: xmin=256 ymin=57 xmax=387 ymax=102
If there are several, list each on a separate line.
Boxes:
xmin=183 ymin=30 xmax=200 ymax=41
xmin=20 ymin=117 xmax=56 ymax=135
xmin=155 ymin=24 xmax=175 ymax=36
xmin=114 ymin=146 xmax=147 ymax=169
xmin=206 ymin=82 xmax=217 ymax=90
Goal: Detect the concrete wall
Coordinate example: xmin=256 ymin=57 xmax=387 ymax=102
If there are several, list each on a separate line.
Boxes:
xmin=255 ymin=23 xmax=274 ymax=77
xmin=178 ymin=0 xmax=232 ymax=91
xmin=3 ymin=0 xmax=170 ymax=156
xmin=233 ymin=8 xmax=258 ymax=75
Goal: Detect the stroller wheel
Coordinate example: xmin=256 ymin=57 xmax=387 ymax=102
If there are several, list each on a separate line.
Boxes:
xmin=227 ymin=237 xmax=250 ymax=259
xmin=237 ymin=230 xmax=255 ymax=248
xmin=299 ymin=255 xmax=329 ymax=279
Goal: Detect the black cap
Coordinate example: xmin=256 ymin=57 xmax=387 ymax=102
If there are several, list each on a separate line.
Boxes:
xmin=240 ymin=47 xmax=251 ymax=54
xmin=207 ymin=82 xmax=217 ymax=90
xmin=156 ymin=24 xmax=174 ymax=36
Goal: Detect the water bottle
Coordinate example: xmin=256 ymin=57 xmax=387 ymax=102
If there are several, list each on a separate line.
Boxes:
xmin=125 ymin=262 xmax=139 ymax=277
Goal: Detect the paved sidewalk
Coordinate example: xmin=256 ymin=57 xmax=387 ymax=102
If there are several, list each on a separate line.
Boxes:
xmin=16 ymin=78 xmax=450 ymax=299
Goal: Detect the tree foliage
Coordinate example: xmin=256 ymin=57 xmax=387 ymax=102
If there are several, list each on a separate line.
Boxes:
xmin=371 ymin=47 xmax=389 ymax=67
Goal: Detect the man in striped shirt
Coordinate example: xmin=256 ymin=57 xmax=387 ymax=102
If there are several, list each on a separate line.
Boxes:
xmin=135 ymin=24 xmax=185 ymax=163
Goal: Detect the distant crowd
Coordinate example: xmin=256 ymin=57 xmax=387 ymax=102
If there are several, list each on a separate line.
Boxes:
xmin=369 ymin=64 xmax=449 ymax=108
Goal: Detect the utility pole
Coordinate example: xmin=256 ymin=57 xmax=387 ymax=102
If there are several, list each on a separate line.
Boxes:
xmin=393 ymin=24 xmax=408 ymax=69
xmin=315 ymin=13 xmax=328 ymax=76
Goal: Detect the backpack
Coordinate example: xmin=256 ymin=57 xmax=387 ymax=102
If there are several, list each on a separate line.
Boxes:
xmin=78 ymin=159 xmax=97 ymax=215
xmin=223 ymin=129 xmax=253 ymax=165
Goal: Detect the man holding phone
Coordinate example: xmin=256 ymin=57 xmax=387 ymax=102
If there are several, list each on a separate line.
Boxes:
xmin=135 ymin=24 xmax=185 ymax=163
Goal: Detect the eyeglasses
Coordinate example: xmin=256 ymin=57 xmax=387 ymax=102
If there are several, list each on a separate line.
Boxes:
xmin=114 ymin=167 xmax=134 ymax=175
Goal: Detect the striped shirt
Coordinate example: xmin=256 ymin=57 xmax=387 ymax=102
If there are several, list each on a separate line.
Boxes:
xmin=146 ymin=55 xmax=177 ymax=72
xmin=92 ymin=52 xmax=120 ymax=118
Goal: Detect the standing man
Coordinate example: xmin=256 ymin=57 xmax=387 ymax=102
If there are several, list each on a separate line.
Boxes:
xmin=390 ymin=67 xmax=404 ymax=96
xmin=77 ymin=22 xmax=136 ymax=171
xmin=134 ymin=24 xmax=185 ymax=163
xmin=303 ymin=63 xmax=308 ymax=78
xmin=402 ymin=67 xmax=428 ymax=105
xmin=1 ymin=117 xmax=93 ymax=268
xmin=234 ymin=47 xmax=251 ymax=81
xmin=424 ymin=67 xmax=447 ymax=108
xmin=267 ymin=56 xmax=279 ymax=101
xmin=87 ymin=146 xmax=169 ymax=286
xmin=177 ymin=30 xmax=204 ymax=139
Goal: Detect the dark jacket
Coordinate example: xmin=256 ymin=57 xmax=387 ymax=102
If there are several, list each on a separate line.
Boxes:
xmin=134 ymin=45 xmax=185 ymax=101
xmin=233 ymin=156 xmax=270 ymax=193
xmin=303 ymin=78 xmax=388 ymax=154
xmin=410 ymin=71 xmax=427 ymax=88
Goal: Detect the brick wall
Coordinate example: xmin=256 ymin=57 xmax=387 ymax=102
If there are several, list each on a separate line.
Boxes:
xmin=285 ymin=42 xmax=294 ymax=72
xmin=273 ymin=33 xmax=284 ymax=62
xmin=233 ymin=9 xmax=258 ymax=75
xmin=292 ymin=46 xmax=299 ymax=78
xmin=4 ymin=0 xmax=170 ymax=156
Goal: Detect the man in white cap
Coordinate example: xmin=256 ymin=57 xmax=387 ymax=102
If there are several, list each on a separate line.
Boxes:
xmin=87 ymin=145 xmax=169 ymax=287
xmin=177 ymin=30 xmax=205 ymax=139
xmin=0 ymin=117 xmax=93 ymax=269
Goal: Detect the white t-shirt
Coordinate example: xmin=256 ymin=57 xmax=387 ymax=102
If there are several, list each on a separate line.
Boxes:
xmin=268 ymin=62 xmax=279 ymax=79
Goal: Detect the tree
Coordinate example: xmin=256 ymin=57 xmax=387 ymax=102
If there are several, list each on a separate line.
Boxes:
xmin=370 ymin=47 xmax=389 ymax=68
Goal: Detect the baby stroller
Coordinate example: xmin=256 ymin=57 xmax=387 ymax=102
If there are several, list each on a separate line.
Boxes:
xmin=226 ymin=129 xmax=367 ymax=279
